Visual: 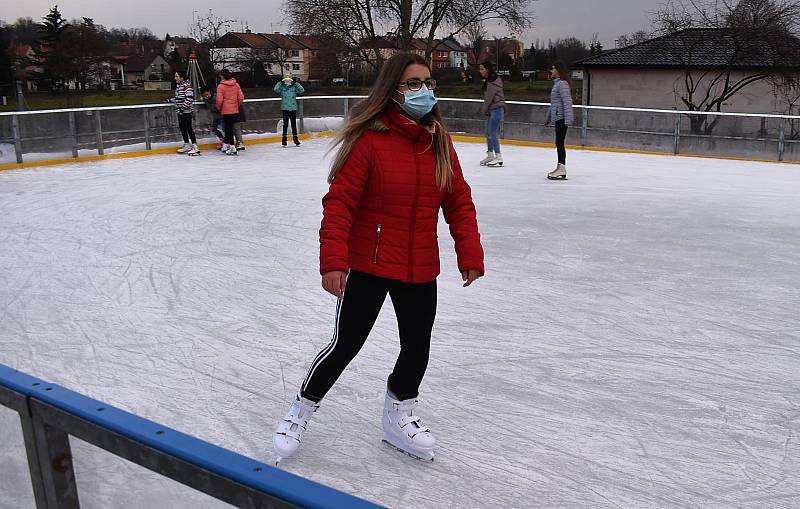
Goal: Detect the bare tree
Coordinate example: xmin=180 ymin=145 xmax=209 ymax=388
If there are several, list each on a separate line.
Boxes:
xmin=188 ymin=10 xmax=236 ymax=46
xmin=615 ymin=30 xmax=651 ymax=47
xmin=770 ymin=72 xmax=800 ymax=137
xmin=653 ymin=0 xmax=800 ymax=134
xmin=285 ymin=0 xmax=533 ymax=70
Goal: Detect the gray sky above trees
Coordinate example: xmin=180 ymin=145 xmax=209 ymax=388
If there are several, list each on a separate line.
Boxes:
xmin=3 ymin=0 xmax=662 ymax=48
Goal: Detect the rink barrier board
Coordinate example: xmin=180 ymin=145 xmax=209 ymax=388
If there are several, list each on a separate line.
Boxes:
xmin=1 ymin=130 xmax=796 ymax=173
xmin=0 ymin=363 xmax=385 ymax=509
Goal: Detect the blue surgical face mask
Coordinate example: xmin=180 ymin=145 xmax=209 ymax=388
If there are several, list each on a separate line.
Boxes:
xmin=397 ymin=86 xmax=437 ymax=120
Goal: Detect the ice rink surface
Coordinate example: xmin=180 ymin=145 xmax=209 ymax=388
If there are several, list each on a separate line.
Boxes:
xmin=1 ymin=138 xmax=799 ymax=508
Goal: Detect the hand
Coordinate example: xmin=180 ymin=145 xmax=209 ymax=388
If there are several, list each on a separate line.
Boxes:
xmin=322 ymin=271 xmax=348 ymax=298
xmin=461 ymin=269 xmax=482 ymax=288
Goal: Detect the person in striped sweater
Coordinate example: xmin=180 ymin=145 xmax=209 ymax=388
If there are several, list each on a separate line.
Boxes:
xmin=173 ymin=71 xmax=199 ymax=155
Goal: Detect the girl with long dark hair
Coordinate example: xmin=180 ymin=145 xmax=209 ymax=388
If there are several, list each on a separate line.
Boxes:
xmin=546 ymin=61 xmax=575 ymax=180
xmin=173 ymin=70 xmax=199 ymax=156
xmin=479 ymin=61 xmax=506 ymax=167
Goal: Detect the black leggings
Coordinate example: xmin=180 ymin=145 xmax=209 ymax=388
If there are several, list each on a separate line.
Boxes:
xmin=178 ymin=113 xmax=196 ymax=144
xmin=223 ymin=113 xmax=238 ymax=145
xmin=555 ymin=119 xmax=568 ymax=165
xmin=301 ymin=270 xmax=437 ymax=403
xmin=282 ymin=110 xmax=298 ymax=141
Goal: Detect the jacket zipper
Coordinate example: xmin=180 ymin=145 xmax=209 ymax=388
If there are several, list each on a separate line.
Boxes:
xmin=372 ymin=223 xmax=382 ymax=264
xmin=408 ymin=149 xmax=420 ymax=281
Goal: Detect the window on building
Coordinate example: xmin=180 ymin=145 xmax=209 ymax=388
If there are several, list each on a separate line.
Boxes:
xmin=291 ymin=50 xmax=299 ymax=57
xmin=292 ymin=63 xmax=300 ymax=70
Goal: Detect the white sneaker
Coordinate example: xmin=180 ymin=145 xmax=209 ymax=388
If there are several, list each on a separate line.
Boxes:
xmin=547 ymin=163 xmax=567 ymax=180
xmin=479 ymin=151 xmax=494 ymax=166
xmin=381 ymin=392 xmax=435 ymax=462
xmin=486 ymin=153 xmax=503 ymax=167
xmin=176 ymin=143 xmax=191 ymax=154
xmin=273 ymin=395 xmax=319 ymax=462
xmin=187 ymin=144 xmax=200 ymax=156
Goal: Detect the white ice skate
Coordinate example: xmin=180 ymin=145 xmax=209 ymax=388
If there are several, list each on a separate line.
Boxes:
xmin=225 ymin=146 xmax=238 ymax=156
xmin=486 ymin=153 xmax=503 ymax=167
xmin=176 ymin=143 xmax=191 ymax=154
xmin=547 ymin=163 xmax=567 ymax=180
xmin=381 ymin=392 xmax=435 ymax=462
xmin=273 ymin=394 xmax=319 ymax=464
xmin=479 ymin=151 xmax=495 ymax=166
xmin=187 ymin=144 xmax=200 ymax=156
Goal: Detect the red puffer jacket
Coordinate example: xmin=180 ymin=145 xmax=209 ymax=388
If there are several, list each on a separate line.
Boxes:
xmin=215 ymin=78 xmax=244 ymax=115
xmin=320 ymin=107 xmax=484 ymax=283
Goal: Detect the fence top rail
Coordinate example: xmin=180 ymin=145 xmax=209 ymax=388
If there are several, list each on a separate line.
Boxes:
xmin=1 ymin=94 xmax=798 ymax=120
xmin=0 ymin=95 xmax=369 ymax=117
xmin=0 ymin=363 xmax=384 ymax=509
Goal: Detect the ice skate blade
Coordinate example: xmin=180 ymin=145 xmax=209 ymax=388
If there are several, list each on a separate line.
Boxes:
xmin=547 ymin=175 xmax=567 ymax=180
xmin=382 ymin=439 xmax=434 ymax=462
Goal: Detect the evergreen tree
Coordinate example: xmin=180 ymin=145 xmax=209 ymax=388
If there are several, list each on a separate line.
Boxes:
xmin=31 ymin=5 xmax=73 ymax=90
xmin=0 ymin=24 xmax=14 ymax=97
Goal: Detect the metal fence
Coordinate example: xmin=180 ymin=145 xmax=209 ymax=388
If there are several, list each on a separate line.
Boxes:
xmin=1 ymin=96 xmax=798 ymax=165
xmin=0 ymin=363 xmax=384 ymax=509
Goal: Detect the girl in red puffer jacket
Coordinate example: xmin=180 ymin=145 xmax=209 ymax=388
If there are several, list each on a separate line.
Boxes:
xmin=273 ymin=53 xmax=484 ymax=464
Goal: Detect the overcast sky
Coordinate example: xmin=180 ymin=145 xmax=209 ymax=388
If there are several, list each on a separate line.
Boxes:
xmin=2 ymin=0 xmax=662 ymax=48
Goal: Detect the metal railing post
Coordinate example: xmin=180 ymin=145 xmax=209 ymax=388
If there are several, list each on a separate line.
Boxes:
xmin=778 ymin=119 xmax=785 ymax=162
xmin=673 ymin=112 xmax=681 ymax=155
xmin=344 ymin=97 xmax=349 ymax=117
xmin=31 ymin=413 xmax=80 ymax=508
xmin=581 ymin=107 xmax=588 ymax=147
xmin=143 ymin=110 xmax=151 ymax=151
xmin=69 ymin=112 xmax=78 ymax=158
xmin=298 ymin=100 xmax=305 ymax=134
xmin=94 ymin=110 xmax=104 ymax=156
xmin=12 ymin=114 xmax=23 ymax=164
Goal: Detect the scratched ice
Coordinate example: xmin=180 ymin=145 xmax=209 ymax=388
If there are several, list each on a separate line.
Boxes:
xmin=1 ymin=139 xmax=799 ymax=508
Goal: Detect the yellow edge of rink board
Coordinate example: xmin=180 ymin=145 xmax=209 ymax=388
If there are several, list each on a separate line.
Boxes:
xmin=0 ymin=133 xmax=316 ymax=172
xmin=2 ymin=131 xmax=798 ymax=172
xmin=450 ymin=135 xmax=800 ymax=166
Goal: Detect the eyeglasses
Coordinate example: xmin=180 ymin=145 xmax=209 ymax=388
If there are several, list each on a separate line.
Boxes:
xmin=398 ymin=78 xmax=437 ymax=91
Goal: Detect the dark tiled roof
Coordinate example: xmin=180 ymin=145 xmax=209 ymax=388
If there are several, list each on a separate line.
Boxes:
xmin=261 ymin=33 xmax=305 ymax=50
xmin=441 ymin=37 xmax=466 ymax=52
xmin=123 ymin=54 xmax=165 ymax=72
xmin=575 ymin=28 xmax=800 ymax=68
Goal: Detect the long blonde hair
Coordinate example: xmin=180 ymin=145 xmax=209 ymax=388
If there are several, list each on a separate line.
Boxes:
xmin=328 ymin=53 xmax=453 ymax=191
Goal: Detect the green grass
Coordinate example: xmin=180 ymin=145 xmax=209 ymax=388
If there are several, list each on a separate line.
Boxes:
xmin=0 ymin=81 xmax=578 ymax=112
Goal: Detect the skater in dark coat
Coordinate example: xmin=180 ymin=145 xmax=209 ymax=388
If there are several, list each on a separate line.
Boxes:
xmin=201 ymin=86 xmax=224 ymax=148
xmin=545 ymin=61 xmax=575 ymax=180
xmin=273 ymin=52 xmax=485 ymax=464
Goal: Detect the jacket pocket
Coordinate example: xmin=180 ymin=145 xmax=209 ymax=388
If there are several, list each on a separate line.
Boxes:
xmin=372 ymin=223 xmax=382 ymax=264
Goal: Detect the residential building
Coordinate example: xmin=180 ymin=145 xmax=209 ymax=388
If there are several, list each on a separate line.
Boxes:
xmin=573 ymin=28 xmax=800 ymax=113
xmin=123 ymin=54 xmax=170 ymax=85
xmin=441 ymin=37 xmax=468 ymax=69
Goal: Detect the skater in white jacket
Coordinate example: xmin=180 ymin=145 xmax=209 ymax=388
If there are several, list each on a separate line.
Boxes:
xmin=545 ymin=61 xmax=574 ymax=180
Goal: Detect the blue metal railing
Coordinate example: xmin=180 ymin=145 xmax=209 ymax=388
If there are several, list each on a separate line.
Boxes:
xmin=0 ymin=362 xmax=384 ymax=509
